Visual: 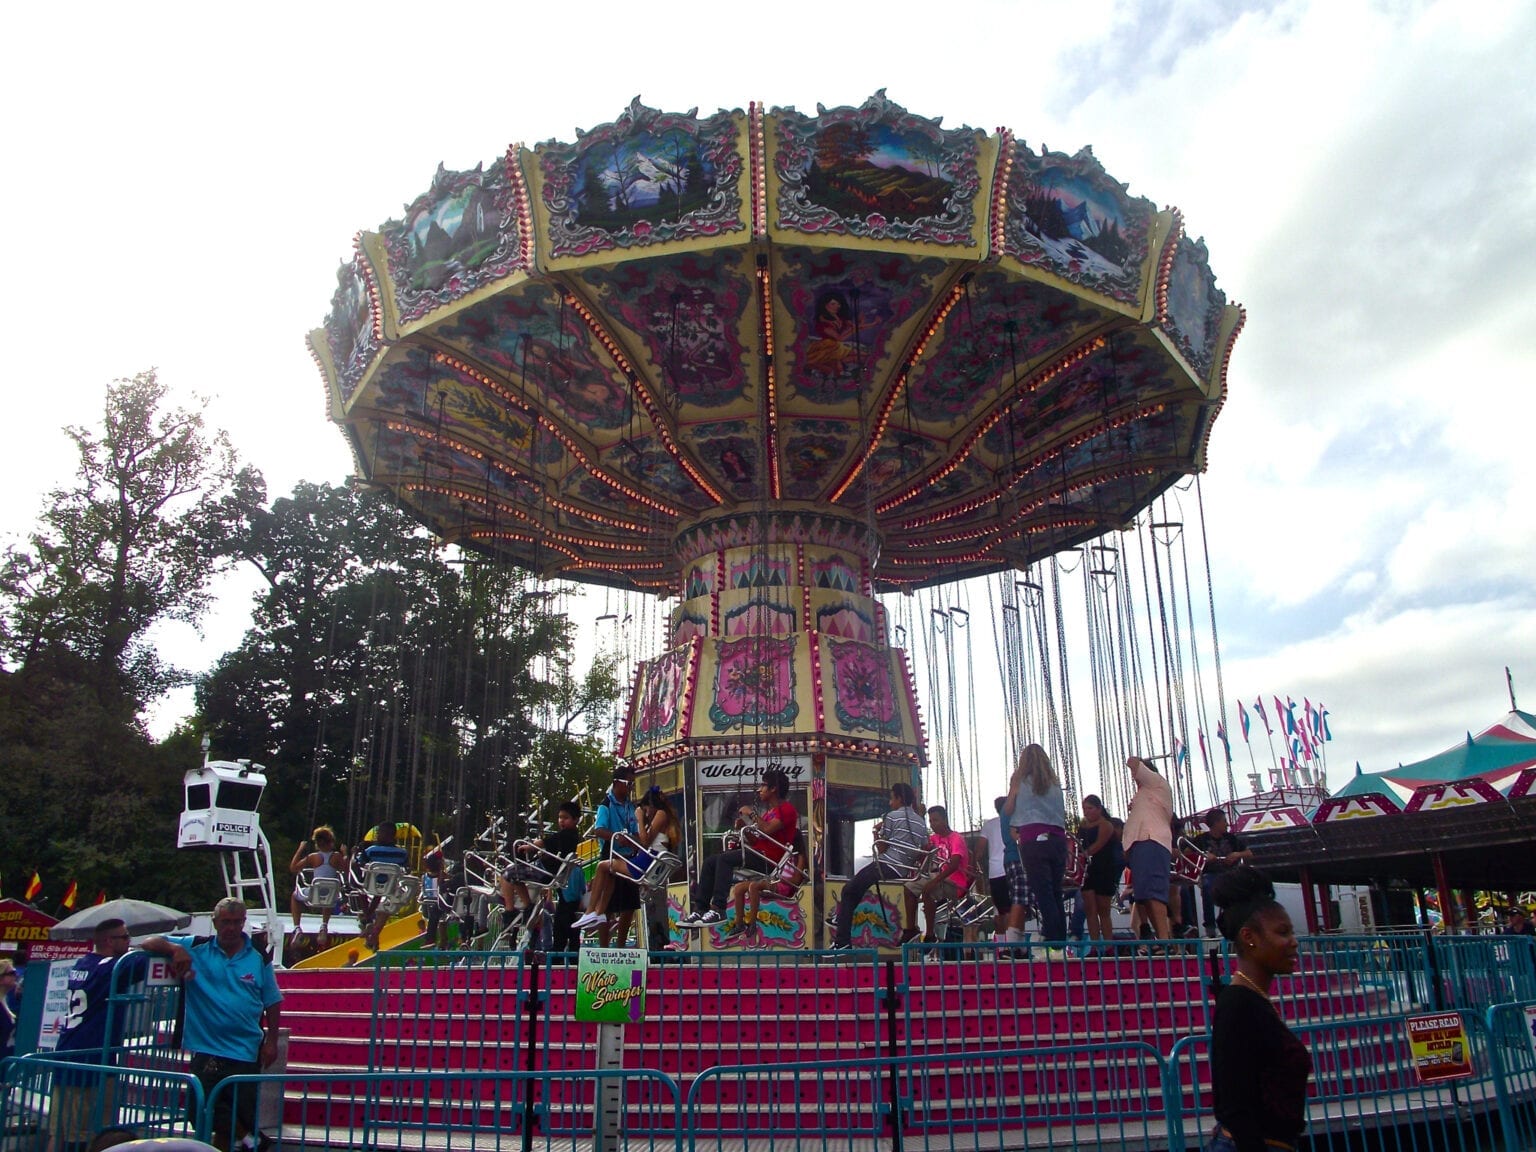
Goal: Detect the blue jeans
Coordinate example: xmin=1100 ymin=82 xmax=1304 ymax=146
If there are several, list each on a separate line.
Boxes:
xmin=1018 ymin=835 xmax=1067 ymax=942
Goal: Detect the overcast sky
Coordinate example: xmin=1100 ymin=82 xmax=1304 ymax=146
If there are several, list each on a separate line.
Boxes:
xmin=2 ymin=0 xmax=1531 ymax=798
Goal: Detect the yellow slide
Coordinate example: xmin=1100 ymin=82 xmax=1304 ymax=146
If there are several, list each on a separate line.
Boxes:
xmin=292 ymin=913 xmax=426 ymax=969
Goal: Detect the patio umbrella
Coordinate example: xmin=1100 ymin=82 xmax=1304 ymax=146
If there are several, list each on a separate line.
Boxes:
xmin=49 ymin=898 xmax=192 ymax=941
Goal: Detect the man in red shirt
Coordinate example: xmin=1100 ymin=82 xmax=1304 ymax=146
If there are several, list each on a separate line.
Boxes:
xmin=680 ymin=769 xmax=798 ymax=932
xmin=910 ymin=804 xmax=969 ymax=943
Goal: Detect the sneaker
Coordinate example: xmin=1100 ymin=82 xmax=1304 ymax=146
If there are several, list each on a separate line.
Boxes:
xmin=571 ymin=910 xmax=607 ymax=931
xmin=824 ymin=911 xmax=840 ymax=928
xmin=1044 ymin=947 xmax=1066 ymax=960
xmin=828 ymin=941 xmax=852 ymax=951
xmin=720 ymin=920 xmax=749 ymax=941
xmin=684 ymin=909 xmax=725 ymax=931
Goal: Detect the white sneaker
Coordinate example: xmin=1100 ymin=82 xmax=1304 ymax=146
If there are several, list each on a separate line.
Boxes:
xmin=571 ymin=911 xmax=607 ymax=931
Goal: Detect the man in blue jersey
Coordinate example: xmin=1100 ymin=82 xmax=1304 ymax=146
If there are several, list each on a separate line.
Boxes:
xmin=142 ymin=899 xmax=282 ymax=1152
xmin=49 ymin=918 xmax=150 ymax=1152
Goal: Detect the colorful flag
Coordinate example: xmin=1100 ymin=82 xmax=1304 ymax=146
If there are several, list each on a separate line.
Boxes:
xmin=93 ymin=890 xmax=108 ymax=907
xmin=1238 ymin=701 xmax=1251 ymax=742
xmin=24 ymin=872 xmax=42 ymax=901
xmin=1173 ymin=737 xmax=1188 ymax=770
xmin=1254 ymin=698 xmax=1272 ymax=736
xmin=60 ymin=880 xmax=78 ymax=910
xmin=1304 ymin=698 xmax=1317 ymax=738
xmin=1297 ymin=724 xmax=1316 ymax=761
xmin=1285 ymin=697 xmax=1300 ymax=735
xmin=1320 ymin=705 xmax=1332 ymax=741
xmin=1216 ymin=721 xmax=1232 ymax=761
xmin=1275 ymin=696 xmax=1290 ymax=734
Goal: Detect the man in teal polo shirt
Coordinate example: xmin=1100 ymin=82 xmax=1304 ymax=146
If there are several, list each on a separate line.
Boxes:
xmin=143 ymin=898 xmax=282 ymax=1152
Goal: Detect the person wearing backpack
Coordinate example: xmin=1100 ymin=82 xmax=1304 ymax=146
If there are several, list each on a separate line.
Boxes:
xmin=1079 ymin=794 xmax=1123 ymax=947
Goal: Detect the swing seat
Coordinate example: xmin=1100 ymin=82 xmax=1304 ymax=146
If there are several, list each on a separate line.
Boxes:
xmin=509 ymin=839 xmax=578 ymax=895
xmin=303 ymin=876 xmax=343 ymax=910
xmin=380 ymin=873 xmax=421 ymax=915
xmin=360 ymin=862 xmax=405 ymax=899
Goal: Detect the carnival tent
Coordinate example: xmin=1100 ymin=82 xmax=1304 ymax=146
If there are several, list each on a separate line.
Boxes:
xmin=1333 ymin=708 xmax=1536 ymax=804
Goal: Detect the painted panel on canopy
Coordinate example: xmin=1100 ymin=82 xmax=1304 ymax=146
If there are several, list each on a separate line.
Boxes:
xmin=723 ymin=542 xmax=795 ymax=590
xmin=981 ymin=336 xmax=1187 ymax=461
xmin=364 ymin=346 xmax=559 ymax=473
xmin=597 ymin=432 xmax=715 ymax=513
xmin=429 ymin=283 xmax=638 ymax=437
xmin=719 ymin=590 xmax=798 ymax=638
xmin=778 ymin=419 xmax=862 ymax=502
xmin=377 ymin=157 xmax=529 ymax=330
xmin=870 ymin=456 xmax=993 ymax=521
xmin=1011 ymin=404 xmax=1190 ymax=486
xmin=903 ymin=269 xmax=1108 ymax=426
xmin=809 ymin=592 xmax=877 ymax=642
xmin=685 ymin=420 xmax=761 ymax=503
xmin=771 ymin=91 xmax=985 ymax=249
xmin=774 ymin=247 xmax=948 ymax=407
xmin=802 ymin=547 xmax=864 ymax=594
xmin=560 ymin=463 xmax=677 ymax=523
xmin=1159 ymin=235 xmax=1228 ymax=382
xmin=322 ymin=256 xmax=382 ymax=407
xmin=366 ymin=422 xmax=544 ymax=507
xmin=1000 ymin=141 xmax=1157 ymax=309
xmin=835 ymin=433 xmax=940 ymax=509
xmin=576 ymin=250 xmax=754 ymax=413
xmin=670 ymin=607 xmax=709 ymax=647
xmin=698 ymin=634 xmax=805 ymax=735
xmin=821 ymin=638 xmax=907 ymax=740
xmin=628 ymin=644 xmax=696 ymax=752
xmin=535 ymin=99 xmax=747 ymax=266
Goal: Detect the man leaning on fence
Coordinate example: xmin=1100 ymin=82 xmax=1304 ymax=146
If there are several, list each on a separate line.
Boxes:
xmin=49 ymin=919 xmax=150 ymax=1152
xmin=142 ymin=898 xmax=282 ymax=1152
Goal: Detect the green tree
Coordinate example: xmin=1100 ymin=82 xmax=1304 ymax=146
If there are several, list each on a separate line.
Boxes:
xmin=0 ymin=370 xmax=259 ymax=907
xmin=196 ymin=482 xmax=622 ymax=856
xmin=2 ymin=370 xmax=263 ymax=713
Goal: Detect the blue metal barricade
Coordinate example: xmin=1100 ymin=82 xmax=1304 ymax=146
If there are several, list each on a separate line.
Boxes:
xmin=1485 ymin=999 xmax=1536 ymax=1152
xmin=0 ymin=1055 xmax=203 ymax=1152
xmin=202 ymin=1067 xmax=683 ymax=1152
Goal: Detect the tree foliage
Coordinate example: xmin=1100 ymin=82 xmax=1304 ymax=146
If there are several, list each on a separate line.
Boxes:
xmin=2 ymin=370 xmax=263 ymax=712
xmin=197 ymin=482 xmax=622 ymax=858
xmin=0 ymin=371 xmax=258 ymax=909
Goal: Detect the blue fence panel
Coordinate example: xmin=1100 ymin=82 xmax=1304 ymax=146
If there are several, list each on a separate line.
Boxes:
xmin=1170 ymin=1010 xmax=1502 ymax=1152
xmin=203 ymin=1067 xmax=683 ymax=1152
xmin=540 ymin=947 xmax=884 ymax=1136
xmin=369 ymin=949 xmax=529 ymax=1078
xmin=686 ymin=1042 xmax=1175 ymax=1152
xmin=0 ymin=1055 xmax=203 ymax=1152
xmin=1433 ymin=934 xmax=1536 ymax=1016
xmin=1485 ymin=1000 xmax=1536 ymax=1152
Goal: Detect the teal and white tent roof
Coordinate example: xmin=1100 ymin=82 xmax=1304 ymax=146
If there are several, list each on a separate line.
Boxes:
xmin=1334 ymin=709 xmax=1536 ymax=805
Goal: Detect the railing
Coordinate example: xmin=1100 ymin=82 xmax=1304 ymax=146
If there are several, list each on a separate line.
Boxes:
xmin=1169 ymin=1011 xmax=1505 ymax=1152
xmin=0 ymin=1056 xmax=204 ymax=1152
xmin=18 ymin=932 xmax=1536 ymax=1151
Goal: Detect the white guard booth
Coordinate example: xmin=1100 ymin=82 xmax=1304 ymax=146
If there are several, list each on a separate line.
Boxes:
xmin=178 ymin=759 xmax=282 ymax=955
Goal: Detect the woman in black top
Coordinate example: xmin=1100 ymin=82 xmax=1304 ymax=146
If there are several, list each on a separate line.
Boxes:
xmin=1209 ymin=868 xmax=1312 ymax=1152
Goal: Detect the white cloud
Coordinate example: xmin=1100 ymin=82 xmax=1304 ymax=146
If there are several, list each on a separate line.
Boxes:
xmin=0 ymin=0 xmax=1530 ymax=804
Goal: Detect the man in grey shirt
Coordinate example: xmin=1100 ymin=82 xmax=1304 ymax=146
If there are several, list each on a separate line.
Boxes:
xmin=830 ymin=782 xmax=929 ymax=948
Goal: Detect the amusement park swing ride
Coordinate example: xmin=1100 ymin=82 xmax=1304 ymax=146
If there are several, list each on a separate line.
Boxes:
xmin=286 ymin=92 xmax=1249 ymax=954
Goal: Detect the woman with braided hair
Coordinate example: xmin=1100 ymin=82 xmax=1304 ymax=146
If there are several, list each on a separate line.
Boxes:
xmin=1208 ymin=867 xmax=1312 ymax=1152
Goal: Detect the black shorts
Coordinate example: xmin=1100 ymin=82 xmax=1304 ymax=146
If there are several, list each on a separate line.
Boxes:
xmin=607 ymin=872 xmax=642 ymax=914
xmin=1084 ymin=852 xmax=1121 ymax=897
xmin=989 ymin=876 xmax=1013 ymax=914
